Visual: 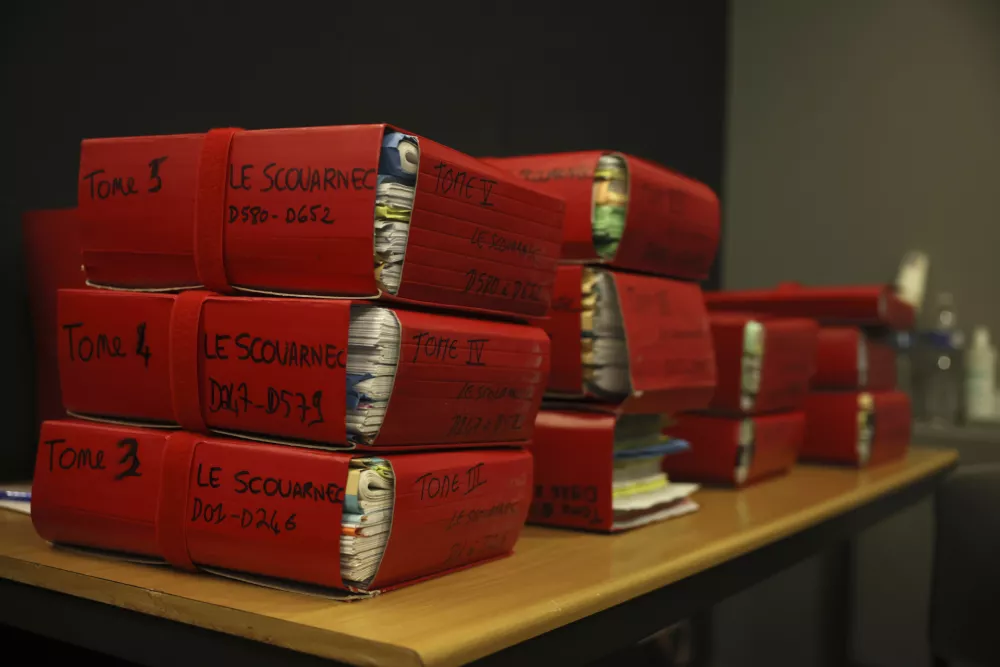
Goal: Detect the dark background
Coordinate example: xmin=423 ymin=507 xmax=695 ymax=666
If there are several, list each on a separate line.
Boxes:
xmin=2 ymin=1 xmax=729 ymax=479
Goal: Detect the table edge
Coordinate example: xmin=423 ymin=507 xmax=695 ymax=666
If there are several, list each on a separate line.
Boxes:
xmin=0 ymin=448 xmax=958 ymax=667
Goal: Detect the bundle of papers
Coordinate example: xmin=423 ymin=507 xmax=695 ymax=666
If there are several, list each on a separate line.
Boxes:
xmin=341 ymin=457 xmax=395 ymax=588
xmin=375 ymin=132 xmax=419 ymax=294
xmin=347 ymin=306 xmax=401 ymax=444
xmin=612 ymin=415 xmax=698 ymax=530
xmin=739 ymin=320 xmax=765 ymax=412
xmin=735 ymin=419 xmax=755 ymax=485
xmin=591 ymin=154 xmax=628 ymax=259
xmin=581 ymin=268 xmax=630 ymax=398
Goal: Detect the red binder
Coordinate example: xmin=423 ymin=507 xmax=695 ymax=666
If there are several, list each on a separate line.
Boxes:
xmin=543 ymin=265 xmax=716 ymax=414
xmin=483 ymin=152 xmax=720 ymax=280
xmin=814 ymin=327 xmax=897 ymax=390
xmin=77 ymin=125 xmax=564 ymax=320
xmin=528 ymin=410 xmax=695 ymax=532
xmin=705 ymin=284 xmax=916 ymax=330
xmin=528 ymin=410 xmax=620 ymax=532
xmin=58 ymin=289 xmax=549 ymax=448
xmin=802 ymin=391 xmax=911 ymax=466
xmin=663 ymin=412 xmax=804 ymax=486
xmin=21 ymin=208 xmax=88 ymax=431
xmin=707 ymin=313 xmax=818 ymax=414
xmin=32 ymin=420 xmax=532 ymax=596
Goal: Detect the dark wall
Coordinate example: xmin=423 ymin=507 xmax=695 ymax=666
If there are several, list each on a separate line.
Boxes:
xmin=2 ymin=1 xmax=729 ymax=478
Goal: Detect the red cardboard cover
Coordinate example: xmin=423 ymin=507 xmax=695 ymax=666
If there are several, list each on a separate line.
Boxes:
xmin=705 ymin=284 xmax=916 ymax=330
xmin=664 ymin=412 xmax=804 ymax=486
xmin=801 ymin=391 xmax=911 ymax=466
xmin=707 ymin=314 xmax=818 ymax=414
xmin=528 ymin=410 xmax=614 ymax=531
xmin=32 ymin=420 xmax=532 ymax=594
xmin=814 ymin=327 xmax=897 ymax=390
xmin=77 ymin=125 xmax=564 ymax=320
xmin=58 ymin=289 xmax=549 ymax=448
xmin=22 ymin=208 xmax=87 ymax=431
xmin=483 ymin=152 xmax=720 ymax=280
xmin=543 ymin=265 xmax=716 ymax=414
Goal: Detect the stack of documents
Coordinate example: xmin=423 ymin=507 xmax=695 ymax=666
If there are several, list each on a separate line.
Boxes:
xmin=581 ymin=268 xmax=630 ymax=398
xmin=591 ymin=154 xmax=628 ymax=259
xmin=347 ymin=306 xmax=401 ymax=444
xmin=375 ymin=132 xmax=419 ymax=294
xmin=341 ymin=457 xmax=395 ymax=588
xmin=611 ymin=415 xmax=699 ymax=530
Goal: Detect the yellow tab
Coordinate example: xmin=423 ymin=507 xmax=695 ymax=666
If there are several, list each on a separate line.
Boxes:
xmin=374 ymin=204 xmax=412 ymax=222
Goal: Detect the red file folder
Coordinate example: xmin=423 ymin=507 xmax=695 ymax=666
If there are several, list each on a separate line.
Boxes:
xmin=707 ymin=313 xmax=818 ymax=414
xmin=528 ymin=410 xmax=695 ymax=532
xmin=543 ymin=265 xmax=716 ymax=414
xmin=663 ymin=412 xmax=804 ymax=486
xmin=802 ymin=391 xmax=911 ymax=466
xmin=705 ymin=284 xmax=916 ymax=330
xmin=483 ymin=152 xmax=720 ymax=280
xmin=22 ymin=208 xmax=88 ymax=431
xmin=814 ymin=326 xmax=897 ymax=390
xmin=31 ymin=420 xmax=532 ymax=597
xmin=77 ymin=124 xmax=564 ymax=320
xmin=58 ymin=289 xmax=549 ymax=448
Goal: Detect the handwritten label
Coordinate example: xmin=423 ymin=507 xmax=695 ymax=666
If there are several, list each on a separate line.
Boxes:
xmin=63 ymin=322 xmax=152 ymax=368
xmin=202 ymin=332 xmax=345 ymax=369
xmin=517 ymin=166 xmax=591 ymax=182
xmin=448 ymin=412 xmax=524 ymax=438
xmin=463 ymin=268 xmax=544 ymax=302
xmin=188 ymin=463 xmax=343 ymax=536
xmin=446 ymin=500 xmax=519 ymax=530
xmin=431 ymin=162 xmax=496 ymax=207
xmin=208 ymin=379 xmax=324 ymax=427
xmin=43 ymin=437 xmax=143 ymax=481
xmin=415 ymin=462 xmax=489 ymax=501
xmin=229 ymin=163 xmax=375 ymax=193
xmin=441 ymin=530 xmax=516 ymax=568
xmin=226 ymin=204 xmax=335 ymax=225
xmin=456 ymin=382 xmax=522 ymax=401
xmin=531 ymin=484 xmax=605 ymax=527
xmin=81 ymin=156 xmax=169 ymax=199
xmin=409 ymin=332 xmax=489 ymax=366
xmin=470 ymin=229 xmax=541 ymax=262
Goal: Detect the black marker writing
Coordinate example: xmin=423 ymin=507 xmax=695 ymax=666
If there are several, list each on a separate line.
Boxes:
xmin=431 ymin=162 xmax=497 ymax=207
xmin=147 ymin=156 xmax=168 ymax=193
xmin=114 ymin=437 xmax=142 ymax=480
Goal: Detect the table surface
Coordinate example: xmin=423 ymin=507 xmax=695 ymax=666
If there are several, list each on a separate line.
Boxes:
xmin=0 ymin=448 xmax=957 ymax=667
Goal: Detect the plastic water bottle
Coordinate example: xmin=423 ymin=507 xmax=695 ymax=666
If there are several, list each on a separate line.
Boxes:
xmin=921 ymin=293 xmax=963 ymax=425
xmin=965 ymin=326 xmax=997 ymax=422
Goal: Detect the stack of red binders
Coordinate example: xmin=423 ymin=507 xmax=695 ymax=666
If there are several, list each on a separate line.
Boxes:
xmin=486 ymin=152 xmax=721 ymax=531
xmin=704 ymin=283 xmax=914 ymax=467
xmin=663 ymin=313 xmax=818 ymax=486
xmin=31 ymin=124 xmax=566 ymax=597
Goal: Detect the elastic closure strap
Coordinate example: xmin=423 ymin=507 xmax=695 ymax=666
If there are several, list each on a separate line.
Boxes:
xmin=170 ymin=290 xmax=211 ymax=433
xmin=156 ymin=431 xmax=199 ymax=571
xmin=194 ymin=127 xmax=241 ymax=293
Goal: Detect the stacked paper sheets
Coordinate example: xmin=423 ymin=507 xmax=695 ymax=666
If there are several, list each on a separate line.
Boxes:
xmin=341 ymin=457 xmax=395 ymax=588
xmin=374 ymin=132 xmax=419 ymax=294
xmin=347 ymin=306 xmax=401 ymax=444
xmin=591 ymin=154 xmax=628 ymax=259
xmin=611 ymin=415 xmax=698 ymax=530
xmin=581 ymin=268 xmax=630 ymax=398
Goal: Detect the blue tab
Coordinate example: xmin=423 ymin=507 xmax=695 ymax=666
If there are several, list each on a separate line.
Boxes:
xmin=613 ymin=438 xmax=691 ymax=460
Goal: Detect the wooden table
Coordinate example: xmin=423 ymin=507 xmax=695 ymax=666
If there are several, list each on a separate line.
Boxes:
xmin=0 ymin=448 xmax=956 ymax=667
